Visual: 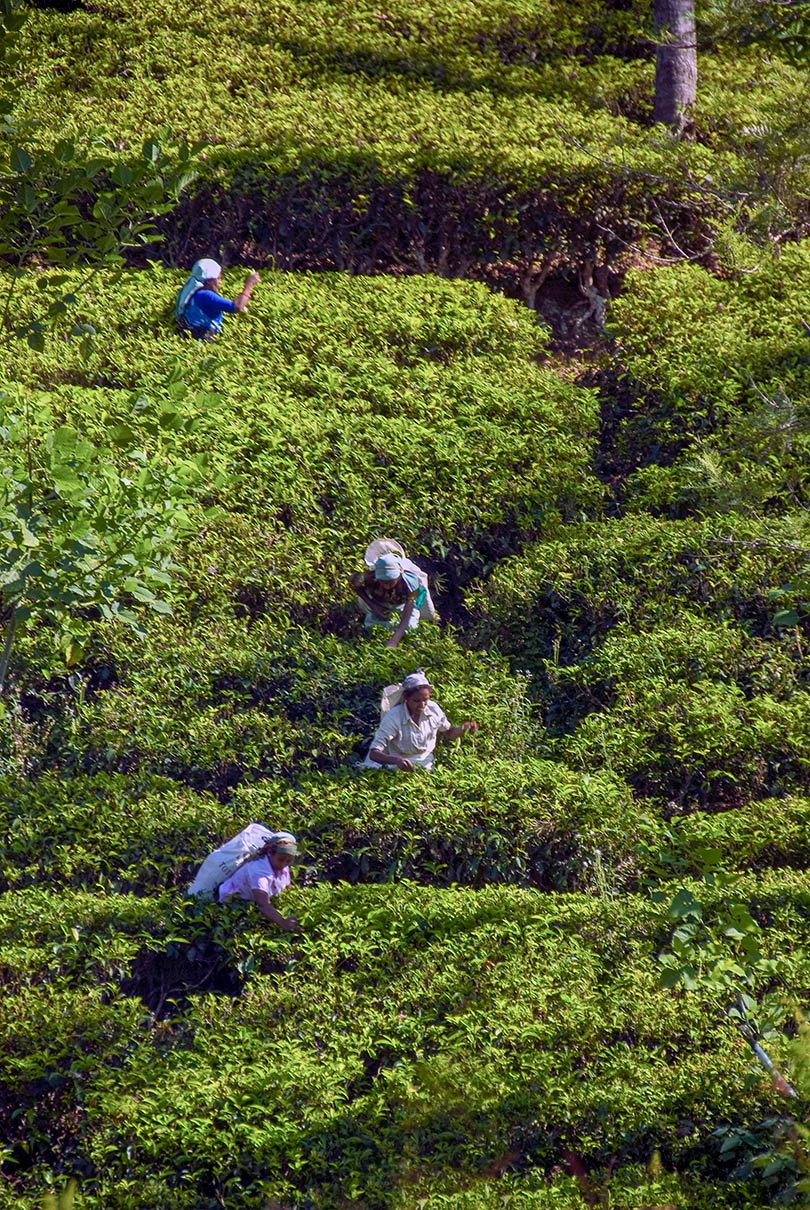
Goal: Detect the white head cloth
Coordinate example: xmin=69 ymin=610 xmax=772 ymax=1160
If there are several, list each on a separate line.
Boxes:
xmin=401 ymin=671 xmax=431 ymax=693
xmin=380 ymin=670 xmax=431 ymax=716
xmin=176 ymin=257 xmax=223 ymax=320
xmin=268 ymin=830 xmax=298 ymax=855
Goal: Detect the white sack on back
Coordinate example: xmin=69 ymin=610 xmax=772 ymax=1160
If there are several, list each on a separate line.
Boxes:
xmin=186 ymin=822 xmax=274 ymax=900
xmin=380 ymin=681 xmax=405 ymax=716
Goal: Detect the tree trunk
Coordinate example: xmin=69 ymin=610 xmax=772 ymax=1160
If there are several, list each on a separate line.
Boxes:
xmin=0 ymin=608 xmax=18 ymax=695
xmin=653 ymin=0 xmax=697 ymax=133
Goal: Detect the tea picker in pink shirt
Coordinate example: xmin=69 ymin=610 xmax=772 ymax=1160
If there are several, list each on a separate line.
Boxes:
xmin=217 ymin=832 xmax=300 ymax=930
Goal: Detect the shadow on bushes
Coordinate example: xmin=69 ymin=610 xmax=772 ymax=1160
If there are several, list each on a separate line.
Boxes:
xmin=119 ymin=937 xmax=248 ymax=1018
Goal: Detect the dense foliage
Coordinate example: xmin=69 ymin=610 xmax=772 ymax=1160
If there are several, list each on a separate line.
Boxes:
xmin=3 ymin=0 xmax=810 ymax=1206
xmin=7 ymin=0 xmax=810 ymax=294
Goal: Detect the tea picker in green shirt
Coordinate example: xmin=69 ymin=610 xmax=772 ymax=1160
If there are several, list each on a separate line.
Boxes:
xmin=349 ymin=540 xmax=437 ymax=650
xmin=349 ymin=553 xmax=424 ymax=649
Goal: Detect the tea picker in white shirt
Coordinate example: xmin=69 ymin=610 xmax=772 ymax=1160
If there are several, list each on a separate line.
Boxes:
xmin=361 ymin=671 xmax=478 ymax=772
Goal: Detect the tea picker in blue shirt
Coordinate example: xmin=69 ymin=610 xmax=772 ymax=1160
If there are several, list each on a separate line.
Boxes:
xmin=176 ymin=257 xmax=259 ymax=340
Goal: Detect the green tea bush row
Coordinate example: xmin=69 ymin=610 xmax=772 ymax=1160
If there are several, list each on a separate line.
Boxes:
xmin=1 ymin=626 xmax=643 ymax=895
xmin=557 ymin=678 xmax=810 ymax=808
xmin=468 ymin=512 xmax=810 ymax=670
xmin=0 ymin=269 xmax=600 ymax=622
xmin=661 ymin=867 xmax=810 ymax=950
xmin=0 ymin=772 xmax=223 ymax=895
xmin=602 ymin=243 xmax=810 ymax=493
xmin=2 ymin=882 xmax=801 ymax=1207
xmin=3 ymin=708 xmax=805 ymax=902
xmin=543 ymin=614 xmax=810 ymax=807
xmin=238 ymin=754 xmax=641 ymax=893
xmin=547 ymin=613 xmax=808 ymax=716
xmin=5 ymin=0 xmax=741 ymax=176
xmin=672 ymin=795 xmax=810 ymax=876
xmin=383 ymin=1166 xmax=761 ymax=1209
xmin=37 ymin=615 xmax=542 ymax=780
xmin=10 ymin=0 xmax=809 ymax=288
xmin=609 ymin=248 xmax=810 ymax=418
xmin=520 ymin=610 xmax=806 ymax=756
xmin=468 ymin=518 xmax=810 ymax=807
xmin=14 ymin=0 xmax=801 ymax=163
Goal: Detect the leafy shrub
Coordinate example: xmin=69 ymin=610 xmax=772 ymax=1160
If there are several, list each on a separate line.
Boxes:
xmin=0 ymin=772 xmax=226 ymax=893
xmin=534 ymin=615 xmax=810 ymax=806
xmin=604 ymin=243 xmax=810 ymax=491
xmin=674 ymin=795 xmax=810 ymax=875
xmin=468 ymin=512 xmax=810 ymax=672
xmin=0 ymin=388 xmax=209 ymax=691
xmin=1 ymin=267 xmax=601 ymax=625
xmin=3 ymin=882 xmax=790 ymax=1206
xmin=548 ymin=611 xmax=808 ymax=706
xmin=55 ymin=618 xmax=545 ymax=793
xmin=237 ymin=754 xmax=641 ymax=892
xmin=558 ymin=680 xmax=810 ymax=809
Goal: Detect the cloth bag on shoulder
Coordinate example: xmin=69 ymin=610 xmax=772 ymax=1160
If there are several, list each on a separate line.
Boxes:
xmin=186 ymin=822 xmax=274 ymax=900
xmin=379 ymin=681 xmax=405 ymax=717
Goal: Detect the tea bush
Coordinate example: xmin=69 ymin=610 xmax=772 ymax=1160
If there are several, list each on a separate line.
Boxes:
xmin=470 ymin=524 xmax=810 ymax=809
xmin=558 ymin=679 xmax=810 ymax=808
xmin=537 ymin=615 xmax=810 ymax=807
xmin=603 ymin=243 xmax=810 ymax=492
xmin=3 ymin=618 xmax=644 ymax=893
xmin=6 ymin=0 xmax=809 ymax=289
xmin=3 ymin=881 xmax=803 ymax=1207
xmin=468 ymin=512 xmax=810 ymax=673
xmin=0 ymin=772 xmax=226 ymax=894
xmin=41 ymin=615 xmax=544 ymax=785
xmin=237 ymin=754 xmax=641 ymax=893
xmin=673 ymin=795 xmax=810 ymax=875
xmin=547 ymin=613 xmax=809 ymax=713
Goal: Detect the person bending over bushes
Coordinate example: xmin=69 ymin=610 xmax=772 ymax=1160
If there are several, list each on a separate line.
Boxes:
xmin=361 ymin=671 xmax=478 ymax=772
xmin=217 ymin=832 xmax=300 ymax=930
xmin=175 ymin=257 xmax=259 ymax=340
xmin=349 ymin=541 xmax=436 ymax=649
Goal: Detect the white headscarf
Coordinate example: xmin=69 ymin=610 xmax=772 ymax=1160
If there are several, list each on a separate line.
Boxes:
xmin=401 ymin=671 xmax=431 ymax=693
xmin=268 ymin=830 xmax=298 ymax=856
xmin=176 ymin=258 xmax=222 ymax=321
xmin=380 ymin=670 xmax=431 ymax=715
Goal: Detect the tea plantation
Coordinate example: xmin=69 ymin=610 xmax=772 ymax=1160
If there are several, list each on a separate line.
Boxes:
xmin=2 ymin=0 xmax=810 ymax=1206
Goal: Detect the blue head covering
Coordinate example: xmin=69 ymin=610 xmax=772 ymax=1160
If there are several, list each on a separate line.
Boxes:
xmin=374 ymin=553 xmax=402 ymax=581
xmin=176 ymin=258 xmax=221 ymax=322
